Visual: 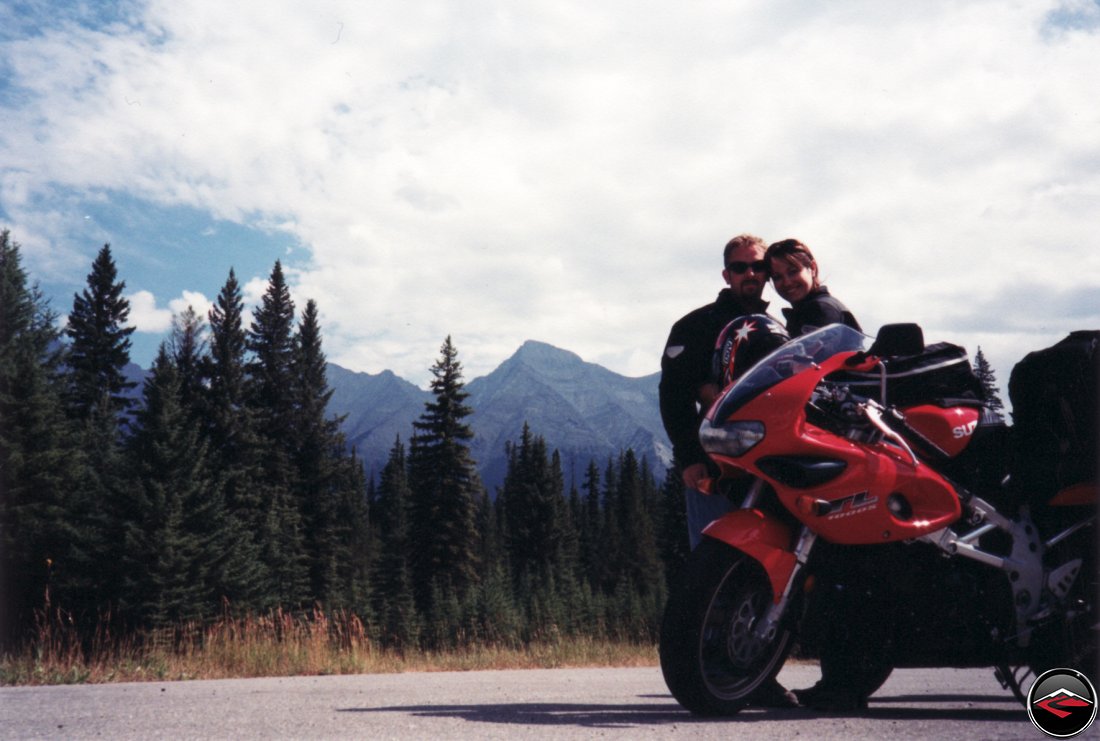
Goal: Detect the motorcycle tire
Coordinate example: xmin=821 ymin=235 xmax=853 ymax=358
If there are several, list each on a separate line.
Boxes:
xmin=660 ymin=537 xmax=796 ymax=716
xmin=1001 ymin=518 xmax=1098 ymax=706
xmin=998 ymin=617 xmax=1097 ymax=706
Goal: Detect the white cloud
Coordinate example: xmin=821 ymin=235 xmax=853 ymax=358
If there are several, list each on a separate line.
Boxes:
xmin=3 ymin=0 xmax=1099 ymax=388
xmin=127 ymin=288 xmax=214 ymax=335
xmin=168 ymin=290 xmax=213 ymax=321
xmin=241 ymin=276 xmax=269 ymax=309
xmin=128 ymin=289 xmax=173 ymax=333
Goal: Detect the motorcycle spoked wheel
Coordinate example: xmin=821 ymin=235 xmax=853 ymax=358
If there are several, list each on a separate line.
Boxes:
xmin=660 ymin=538 xmax=796 ymax=716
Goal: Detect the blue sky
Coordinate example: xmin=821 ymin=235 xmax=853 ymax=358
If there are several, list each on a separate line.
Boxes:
xmin=2 ymin=0 xmax=1099 ymax=393
xmin=4 ymin=187 xmax=303 ymax=367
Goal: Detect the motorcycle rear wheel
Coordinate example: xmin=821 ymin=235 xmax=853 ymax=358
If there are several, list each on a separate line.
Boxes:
xmin=997 ymin=615 xmax=1098 ymax=706
xmin=660 ymin=538 xmax=795 ymax=716
xmin=1000 ymin=516 xmax=1097 ymax=705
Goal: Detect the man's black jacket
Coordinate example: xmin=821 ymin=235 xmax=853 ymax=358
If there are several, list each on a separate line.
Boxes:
xmin=659 ymin=289 xmax=767 ymax=472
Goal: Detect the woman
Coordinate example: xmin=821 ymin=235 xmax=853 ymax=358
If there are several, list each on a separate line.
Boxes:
xmin=764 ymin=238 xmax=861 ymax=336
xmin=763 ymin=244 xmax=879 ymax=712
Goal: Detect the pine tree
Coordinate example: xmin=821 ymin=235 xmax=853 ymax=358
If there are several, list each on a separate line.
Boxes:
xmin=578 ymin=460 xmax=602 ymax=591
xmin=614 ymin=450 xmax=663 ymax=599
xmin=0 ymin=232 xmax=81 ymax=643
xmin=332 ymin=450 xmax=372 ymax=617
xmin=656 ymin=466 xmax=689 ymax=589
xmin=371 ymin=437 xmax=419 ymax=647
xmin=499 ymin=424 xmax=563 ymax=583
xmin=167 ymin=306 xmax=207 ymax=417
xmin=61 ymin=243 xmax=136 ymax=621
xmin=497 ymin=425 xmax=574 ymax=636
xmin=475 ymin=481 xmax=504 ymax=575
xmin=206 ymin=271 xmax=252 ymax=452
xmin=203 ymin=269 xmax=268 ymax=611
xmin=247 ymin=261 xmax=309 ymax=607
xmin=64 ymin=244 xmax=136 ymax=423
xmin=596 ymin=457 xmax=621 ymax=593
xmin=247 ymin=261 xmax=297 ymax=446
xmin=567 ymin=479 xmax=585 ymax=583
xmin=290 ymin=298 xmax=367 ymax=607
xmin=291 ymin=299 xmax=338 ymax=602
xmin=972 ymin=347 xmax=1005 ymax=414
xmin=119 ymin=347 xmax=223 ymax=626
xmin=472 ymin=563 xmax=521 ymax=645
xmin=407 ymin=337 xmax=482 ymax=610
xmin=549 ymin=449 xmax=585 ymax=635
xmin=616 ymin=450 xmax=665 ymax=638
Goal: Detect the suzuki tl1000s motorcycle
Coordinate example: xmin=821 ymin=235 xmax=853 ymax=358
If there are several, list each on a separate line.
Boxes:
xmin=659 ymin=322 xmax=1097 ymax=715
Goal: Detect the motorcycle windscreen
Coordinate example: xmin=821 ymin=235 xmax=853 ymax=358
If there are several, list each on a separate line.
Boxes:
xmin=708 ymin=324 xmax=872 ymax=423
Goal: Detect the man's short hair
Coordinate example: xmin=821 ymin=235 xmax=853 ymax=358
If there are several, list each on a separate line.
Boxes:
xmin=723 ymin=234 xmax=767 ymax=265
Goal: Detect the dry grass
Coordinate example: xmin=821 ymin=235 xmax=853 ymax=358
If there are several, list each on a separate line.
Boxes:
xmin=0 ymin=608 xmax=658 ymax=686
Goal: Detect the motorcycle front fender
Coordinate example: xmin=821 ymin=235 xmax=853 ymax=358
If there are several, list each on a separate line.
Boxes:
xmin=702 ymin=509 xmax=797 ymax=604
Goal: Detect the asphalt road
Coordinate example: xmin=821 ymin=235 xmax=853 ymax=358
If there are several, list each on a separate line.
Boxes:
xmin=0 ymin=663 xmax=1084 ymax=740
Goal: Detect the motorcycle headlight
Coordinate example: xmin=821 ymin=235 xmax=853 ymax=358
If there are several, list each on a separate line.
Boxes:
xmin=699 ymin=420 xmax=765 ymax=458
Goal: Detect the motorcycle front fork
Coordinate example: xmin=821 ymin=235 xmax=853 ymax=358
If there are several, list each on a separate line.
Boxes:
xmin=754 ymin=526 xmax=817 ymax=643
xmin=739 ymin=477 xmax=818 ymax=643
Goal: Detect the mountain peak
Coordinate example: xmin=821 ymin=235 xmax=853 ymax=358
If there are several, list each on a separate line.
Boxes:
xmin=513 ymin=339 xmax=583 ymax=365
xmin=326 ymin=339 xmax=669 ymax=492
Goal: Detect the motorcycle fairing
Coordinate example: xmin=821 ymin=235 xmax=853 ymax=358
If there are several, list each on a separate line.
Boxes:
xmin=701 ymin=509 xmax=796 ymax=604
xmin=1048 ymin=481 xmax=1099 ymax=507
xmin=707 ymin=350 xmax=963 ymax=544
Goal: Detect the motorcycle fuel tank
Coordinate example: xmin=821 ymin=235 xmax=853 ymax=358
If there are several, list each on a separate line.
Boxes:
xmin=902 ymin=404 xmax=981 ymax=458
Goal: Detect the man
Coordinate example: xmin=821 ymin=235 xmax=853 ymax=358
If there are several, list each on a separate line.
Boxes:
xmin=658 ymin=233 xmax=798 ymax=710
xmin=659 ymin=233 xmax=771 ymax=550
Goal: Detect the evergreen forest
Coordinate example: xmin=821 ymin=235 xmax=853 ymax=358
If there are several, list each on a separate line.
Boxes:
xmin=0 ymin=231 xmax=692 ymax=654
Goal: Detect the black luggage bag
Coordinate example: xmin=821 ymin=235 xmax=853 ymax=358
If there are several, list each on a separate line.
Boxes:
xmin=1008 ymin=330 xmax=1100 ymax=504
xmin=831 ymin=342 xmax=985 ymax=407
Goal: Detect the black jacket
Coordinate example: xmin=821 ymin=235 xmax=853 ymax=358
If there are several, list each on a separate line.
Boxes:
xmin=781 ymin=286 xmax=860 ymax=337
xmin=659 ymin=289 xmax=768 ymax=470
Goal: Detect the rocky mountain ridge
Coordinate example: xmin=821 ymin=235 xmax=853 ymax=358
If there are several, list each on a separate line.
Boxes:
xmin=329 ymin=340 xmax=670 ymax=491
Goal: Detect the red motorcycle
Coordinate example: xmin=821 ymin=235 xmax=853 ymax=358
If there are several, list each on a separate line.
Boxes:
xmin=659 ymin=321 xmax=1097 ymax=715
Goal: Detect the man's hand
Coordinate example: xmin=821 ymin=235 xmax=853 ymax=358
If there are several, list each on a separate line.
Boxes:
xmin=697 ymin=382 xmax=720 ymax=408
xmin=681 ymin=462 xmax=709 ymax=490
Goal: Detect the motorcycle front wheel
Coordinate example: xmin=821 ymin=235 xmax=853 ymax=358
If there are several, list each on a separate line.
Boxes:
xmin=660 ymin=537 xmax=795 ymax=716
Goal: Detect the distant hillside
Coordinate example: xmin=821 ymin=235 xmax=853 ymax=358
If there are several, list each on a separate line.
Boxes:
xmin=326 ymin=340 xmax=670 ymax=492
xmin=123 ymin=341 xmax=670 ymax=493
xmin=326 ymin=364 xmax=430 ymax=475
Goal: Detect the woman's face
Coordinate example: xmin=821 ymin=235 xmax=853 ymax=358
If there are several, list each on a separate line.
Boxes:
xmin=769 ymin=256 xmax=816 ymax=303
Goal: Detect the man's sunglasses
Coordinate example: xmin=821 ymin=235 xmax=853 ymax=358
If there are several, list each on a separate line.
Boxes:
xmin=726 ymin=260 xmax=769 ymax=275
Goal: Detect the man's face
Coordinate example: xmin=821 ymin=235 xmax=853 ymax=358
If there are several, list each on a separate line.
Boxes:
xmin=722 ymin=243 xmax=768 ymax=303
